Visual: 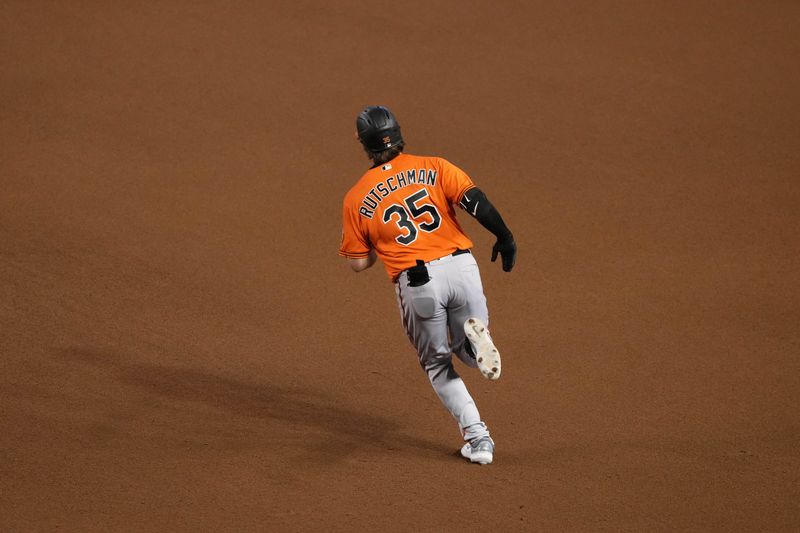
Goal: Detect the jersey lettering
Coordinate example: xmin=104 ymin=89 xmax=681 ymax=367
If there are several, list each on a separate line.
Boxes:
xmin=357 ymin=167 xmax=440 ymax=219
xmin=426 ymin=169 xmax=437 ymax=186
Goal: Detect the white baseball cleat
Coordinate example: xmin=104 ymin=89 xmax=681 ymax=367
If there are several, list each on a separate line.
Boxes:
xmin=464 ymin=317 xmax=501 ymax=380
xmin=460 ymin=436 xmax=494 ymax=465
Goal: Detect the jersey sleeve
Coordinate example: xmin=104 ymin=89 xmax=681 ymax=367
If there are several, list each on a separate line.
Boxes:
xmin=438 ymin=158 xmax=476 ymax=204
xmin=339 ymin=199 xmax=371 ymax=258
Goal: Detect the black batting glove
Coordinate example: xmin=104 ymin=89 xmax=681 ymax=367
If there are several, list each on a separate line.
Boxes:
xmin=491 ymin=237 xmax=516 ymax=272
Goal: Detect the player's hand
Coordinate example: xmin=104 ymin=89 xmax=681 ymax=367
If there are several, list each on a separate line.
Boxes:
xmin=491 ymin=237 xmax=516 ymax=272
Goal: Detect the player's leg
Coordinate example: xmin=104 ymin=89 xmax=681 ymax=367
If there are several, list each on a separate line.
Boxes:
xmin=441 ymin=254 xmax=498 ymax=460
xmin=395 ymin=277 xmax=449 ymax=365
xmin=395 ymin=271 xmax=490 ymax=442
xmin=447 ymin=253 xmax=492 ymax=368
xmin=423 ymin=359 xmax=490 ymax=442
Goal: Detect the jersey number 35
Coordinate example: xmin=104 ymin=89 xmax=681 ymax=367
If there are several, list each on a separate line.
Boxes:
xmin=382 ymin=189 xmax=442 ymax=246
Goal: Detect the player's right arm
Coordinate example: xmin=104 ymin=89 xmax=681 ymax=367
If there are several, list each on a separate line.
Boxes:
xmin=347 ymin=248 xmax=377 ymax=272
xmin=340 ymin=191 xmax=376 ymax=273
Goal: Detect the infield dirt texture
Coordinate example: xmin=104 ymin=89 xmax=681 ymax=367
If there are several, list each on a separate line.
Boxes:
xmin=2 ymin=1 xmax=799 ymax=531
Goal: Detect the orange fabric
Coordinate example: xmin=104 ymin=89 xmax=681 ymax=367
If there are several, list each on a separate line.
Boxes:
xmin=340 ymin=153 xmax=475 ymax=280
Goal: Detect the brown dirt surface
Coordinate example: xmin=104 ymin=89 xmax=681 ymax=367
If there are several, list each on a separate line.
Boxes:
xmin=2 ymin=1 xmax=799 ymax=531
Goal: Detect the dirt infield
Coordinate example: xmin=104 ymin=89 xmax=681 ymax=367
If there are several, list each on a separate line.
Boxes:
xmin=2 ymin=1 xmax=798 ymax=531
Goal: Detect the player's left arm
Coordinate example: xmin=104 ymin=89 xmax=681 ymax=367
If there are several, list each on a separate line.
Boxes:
xmin=459 ymin=188 xmax=517 ymax=272
xmin=436 ymin=157 xmax=516 ymax=272
xmin=347 ymin=248 xmax=377 ymax=272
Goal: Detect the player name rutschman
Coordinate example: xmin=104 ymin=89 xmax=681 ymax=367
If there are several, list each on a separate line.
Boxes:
xmin=358 ymin=165 xmax=438 ymax=218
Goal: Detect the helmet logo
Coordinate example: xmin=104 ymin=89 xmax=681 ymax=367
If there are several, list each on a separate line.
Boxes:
xmin=382 ymin=136 xmax=391 ymax=143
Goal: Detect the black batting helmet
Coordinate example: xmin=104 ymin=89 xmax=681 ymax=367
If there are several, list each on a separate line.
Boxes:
xmin=356 ymin=105 xmax=403 ymax=153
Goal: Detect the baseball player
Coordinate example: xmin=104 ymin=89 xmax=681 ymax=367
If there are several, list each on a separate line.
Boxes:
xmin=339 ymin=106 xmax=516 ymax=465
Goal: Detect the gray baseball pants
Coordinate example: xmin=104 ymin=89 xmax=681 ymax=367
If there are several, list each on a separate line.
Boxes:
xmin=395 ymin=251 xmax=491 ymax=442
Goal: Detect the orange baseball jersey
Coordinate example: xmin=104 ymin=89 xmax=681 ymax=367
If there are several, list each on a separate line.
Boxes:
xmin=340 ymin=153 xmax=476 ymax=280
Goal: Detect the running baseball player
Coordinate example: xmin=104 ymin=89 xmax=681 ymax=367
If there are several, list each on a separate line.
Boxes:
xmin=339 ymin=106 xmax=516 ymax=465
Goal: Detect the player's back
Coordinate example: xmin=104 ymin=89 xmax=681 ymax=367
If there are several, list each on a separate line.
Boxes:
xmin=341 ymin=153 xmax=476 ymax=279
